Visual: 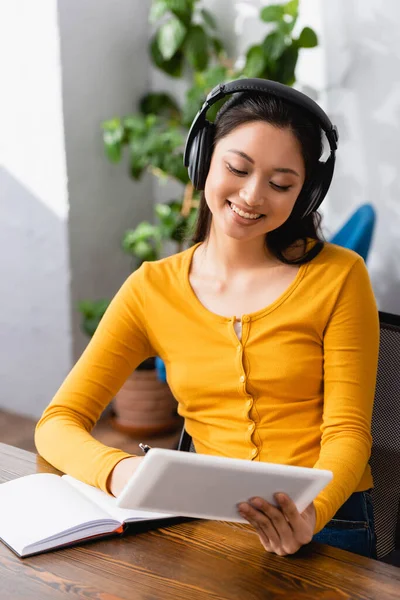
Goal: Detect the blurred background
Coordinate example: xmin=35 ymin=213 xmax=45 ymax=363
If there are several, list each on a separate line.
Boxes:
xmin=1 ymin=0 xmax=399 ymax=441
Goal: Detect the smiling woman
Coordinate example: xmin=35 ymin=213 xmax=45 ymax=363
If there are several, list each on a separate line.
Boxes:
xmin=35 ymin=79 xmax=379 ymax=562
xmin=191 ymin=86 xmax=325 ymax=263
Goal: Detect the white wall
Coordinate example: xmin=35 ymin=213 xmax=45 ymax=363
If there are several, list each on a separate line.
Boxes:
xmin=0 ymin=0 xmax=72 ymax=418
xmin=321 ymin=0 xmax=400 ymax=313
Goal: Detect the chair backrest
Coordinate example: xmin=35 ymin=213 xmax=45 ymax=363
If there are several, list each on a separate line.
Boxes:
xmin=177 ymin=427 xmax=196 ymax=453
xmin=370 ymin=311 xmax=400 ymax=559
xmin=177 ymin=311 xmax=400 ymax=560
xmin=329 ymin=203 xmax=376 ymax=262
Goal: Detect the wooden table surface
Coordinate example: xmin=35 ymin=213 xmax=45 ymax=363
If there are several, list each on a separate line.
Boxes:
xmin=0 ymin=442 xmax=399 ymax=600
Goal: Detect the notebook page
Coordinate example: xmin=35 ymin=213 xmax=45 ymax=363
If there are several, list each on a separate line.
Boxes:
xmin=0 ymin=474 xmax=116 ymax=555
xmin=63 ymin=475 xmax=174 ymax=523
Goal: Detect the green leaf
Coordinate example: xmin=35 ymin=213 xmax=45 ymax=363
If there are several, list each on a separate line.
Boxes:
xmin=275 ymin=44 xmax=299 ymax=86
xmin=154 ymin=203 xmax=172 ymax=220
xmin=150 ymin=35 xmax=184 ymax=77
xmin=278 ymin=18 xmax=297 ymax=36
xmin=149 ymin=0 xmax=169 ymax=23
xmin=262 ymin=31 xmax=286 ymax=61
xmin=134 ymin=240 xmax=158 ymax=261
xmin=260 ymin=4 xmax=285 ymax=22
xmin=124 ymin=222 xmax=158 ymax=244
xmin=183 ymin=84 xmax=207 ymax=125
xmin=197 ymin=64 xmax=228 ymax=89
xmin=122 ymin=231 xmax=159 ymax=261
xmin=139 ymin=92 xmax=181 ymax=119
xmin=185 ymin=25 xmax=209 ymax=71
xmin=211 ymin=36 xmax=224 ymax=56
xmin=156 ymin=201 xmax=187 ymax=243
xmin=157 ymin=16 xmax=187 ymax=60
xmin=205 ymin=97 xmax=227 ymax=123
xmin=297 ymin=27 xmax=318 ymax=48
xmin=84 ymin=319 xmax=98 ymax=337
xmin=78 ymin=299 xmax=110 ymax=337
xmin=129 ymin=155 xmax=145 ymax=180
xmin=102 ymin=119 xmax=124 ymax=163
xmin=165 ymin=0 xmax=194 ymax=25
xmin=243 ymin=45 xmax=266 ymax=78
xmin=284 ymin=0 xmax=299 ymax=18
xmin=77 ymin=299 xmax=107 ymax=318
xmin=162 ymin=152 xmax=189 ymax=184
xmin=200 ymin=8 xmax=217 ymax=30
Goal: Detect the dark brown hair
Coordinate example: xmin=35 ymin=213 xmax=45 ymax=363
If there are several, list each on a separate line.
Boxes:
xmin=192 ymin=92 xmax=326 ymax=264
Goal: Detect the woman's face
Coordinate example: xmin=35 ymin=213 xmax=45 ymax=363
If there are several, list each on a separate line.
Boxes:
xmin=204 ymin=121 xmax=306 ymax=242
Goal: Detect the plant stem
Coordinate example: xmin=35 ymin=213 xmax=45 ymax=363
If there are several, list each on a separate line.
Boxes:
xmin=181 ymin=182 xmax=195 ymax=216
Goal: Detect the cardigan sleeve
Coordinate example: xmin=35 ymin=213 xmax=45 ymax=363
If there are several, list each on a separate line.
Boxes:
xmin=35 ymin=265 xmax=153 ymax=493
xmin=312 ymin=256 xmax=379 ymax=533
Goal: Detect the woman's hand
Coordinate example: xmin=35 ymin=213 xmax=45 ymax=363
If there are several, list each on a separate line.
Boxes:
xmin=238 ymin=494 xmax=316 ymax=556
xmin=108 ymin=456 xmax=144 ymax=497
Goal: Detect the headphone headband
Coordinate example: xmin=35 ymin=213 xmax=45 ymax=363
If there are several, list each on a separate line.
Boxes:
xmin=184 ymin=78 xmax=338 ymax=167
xmin=183 ymin=78 xmax=339 ymax=218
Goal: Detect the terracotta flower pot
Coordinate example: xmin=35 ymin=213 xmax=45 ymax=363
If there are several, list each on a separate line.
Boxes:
xmin=111 ymin=369 xmax=182 ymax=437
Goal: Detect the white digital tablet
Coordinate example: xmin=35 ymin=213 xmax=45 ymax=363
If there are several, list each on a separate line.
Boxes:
xmin=116 ymin=449 xmax=332 ymax=522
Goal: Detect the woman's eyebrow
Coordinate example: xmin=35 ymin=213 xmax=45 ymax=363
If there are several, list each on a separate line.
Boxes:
xmin=227 ymin=149 xmax=300 ymax=177
xmin=274 ymin=167 xmax=300 ymax=177
xmin=227 ymin=149 xmax=254 ymax=164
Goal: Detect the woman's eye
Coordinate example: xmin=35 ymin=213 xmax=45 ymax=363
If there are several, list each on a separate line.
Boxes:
xmin=270 ymin=182 xmax=291 ymax=192
xmin=226 ymin=163 xmax=247 ymax=176
xmin=226 ymin=163 xmax=292 ymax=191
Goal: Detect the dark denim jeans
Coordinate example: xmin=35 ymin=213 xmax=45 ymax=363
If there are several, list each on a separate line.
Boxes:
xmin=312 ymin=490 xmax=377 ymax=558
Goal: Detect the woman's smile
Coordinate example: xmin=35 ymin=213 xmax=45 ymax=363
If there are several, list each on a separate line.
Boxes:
xmin=226 ymin=200 xmax=265 ymax=225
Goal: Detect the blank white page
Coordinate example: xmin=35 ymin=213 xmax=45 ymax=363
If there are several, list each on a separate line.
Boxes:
xmin=63 ymin=475 xmax=174 ymax=523
xmin=0 ymin=474 xmax=113 ymax=555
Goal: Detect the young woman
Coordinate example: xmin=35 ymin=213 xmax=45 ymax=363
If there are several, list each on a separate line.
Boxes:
xmin=35 ymin=80 xmax=379 ymax=559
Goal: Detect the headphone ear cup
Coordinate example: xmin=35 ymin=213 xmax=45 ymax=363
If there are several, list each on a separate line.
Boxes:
xmin=297 ymin=154 xmax=336 ymax=218
xmin=299 ymin=176 xmax=323 ymax=218
xmin=188 ymin=121 xmax=215 ymax=190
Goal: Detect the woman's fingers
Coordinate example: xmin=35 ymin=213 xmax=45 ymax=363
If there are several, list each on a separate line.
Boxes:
xmin=238 ymin=499 xmax=291 ymax=554
xmin=238 ymin=495 xmax=315 ymax=556
xmin=276 ymin=494 xmax=314 ymax=545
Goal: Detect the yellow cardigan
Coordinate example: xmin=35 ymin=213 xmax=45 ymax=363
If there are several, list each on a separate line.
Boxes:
xmin=35 ymin=241 xmax=379 ymax=534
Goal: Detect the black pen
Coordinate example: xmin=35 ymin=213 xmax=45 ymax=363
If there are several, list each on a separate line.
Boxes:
xmin=139 ymin=443 xmax=152 ymax=454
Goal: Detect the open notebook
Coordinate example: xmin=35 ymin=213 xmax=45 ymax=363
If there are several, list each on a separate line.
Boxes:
xmin=0 ymin=473 xmax=175 ymax=558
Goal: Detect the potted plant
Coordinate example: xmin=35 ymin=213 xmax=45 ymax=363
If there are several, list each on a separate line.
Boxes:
xmin=79 ymin=0 xmax=318 ymax=436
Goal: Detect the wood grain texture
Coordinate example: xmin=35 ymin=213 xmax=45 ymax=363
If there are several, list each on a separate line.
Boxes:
xmin=0 ymin=442 xmax=399 ymax=600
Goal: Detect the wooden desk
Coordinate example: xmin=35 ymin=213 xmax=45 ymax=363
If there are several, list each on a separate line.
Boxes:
xmin=1 ymin=443 xmax=399 ymax=600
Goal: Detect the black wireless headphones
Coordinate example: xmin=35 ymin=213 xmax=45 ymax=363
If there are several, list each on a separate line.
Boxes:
xmin=183 ymin=78 xmax=339 ymax=218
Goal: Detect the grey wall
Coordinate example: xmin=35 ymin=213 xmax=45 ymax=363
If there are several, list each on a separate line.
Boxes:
xmin=58 ymin=0 xmax=153 ymax=359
